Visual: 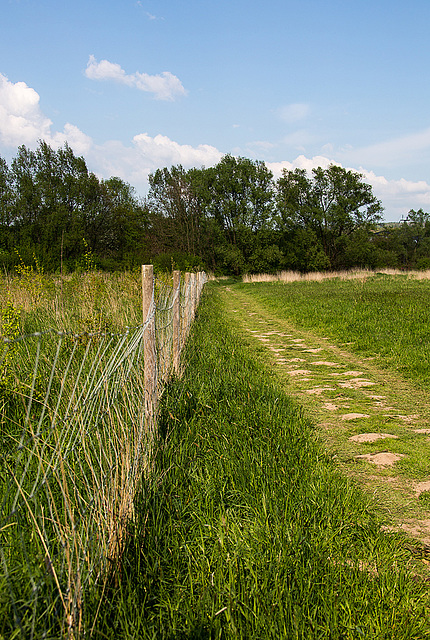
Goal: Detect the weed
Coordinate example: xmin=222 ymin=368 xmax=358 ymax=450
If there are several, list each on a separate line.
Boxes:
xmin=0 ymin=293 xmax=22 ymax=392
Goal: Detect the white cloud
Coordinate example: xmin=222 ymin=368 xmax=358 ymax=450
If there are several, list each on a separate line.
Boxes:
xmin=85 ymin=56 xmax=130 ymax=84
xmin=87 ymin=134 xmax=223 ymax=194
xmin=85 ymin=55 xmax=187 ymax=101
xmin=278 ymin=103 xmax=311 ymax=124
xmin=266 ymin=154 xmax=336 ymax=179
xmin=0 ymin=73 xmax=91 ymax=153
xmin=359 ymin=168 xmax=430 ymax=220
xmin=0 ymin=73 xmax=51 ymax=146
xmin=339 ymin=127 xmax=430 ymax=168
xmin=133 ymin=132 xmax=223 ymax=168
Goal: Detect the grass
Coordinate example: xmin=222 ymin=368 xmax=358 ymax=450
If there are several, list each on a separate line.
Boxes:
xmin=211 ymin=275 xmax=430 ymax=548
xmin=90 ymin=284 xmax=430 ymax=639
xmin=0 ymin=267 xmax=200 ymax=638
xmin=236 ymin=274 xmax=430 ymax=389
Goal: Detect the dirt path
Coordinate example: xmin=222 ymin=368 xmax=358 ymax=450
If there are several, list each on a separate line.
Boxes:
xmin=221 ymin=285 xmax=430 ymax=549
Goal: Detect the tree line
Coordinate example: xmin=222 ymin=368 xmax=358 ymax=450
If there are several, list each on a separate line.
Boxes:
xmin=0 ymin=141 xmax=429 ymax=274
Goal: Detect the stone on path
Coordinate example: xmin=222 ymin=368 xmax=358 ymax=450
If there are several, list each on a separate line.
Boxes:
xmin=414 ymin=481 xmax=430 ymax=495
xmin=339 ymin=378 xmax=375 ymax=389
xmin=349 ymin=433 xmax=399 ymax=443
xmin=323 ymin=402 xmax=338 ymax=411
xmin=355 ymin=452 xmax=404 ymax=466
xmin=287 ymin=369 xmax=312 ymax=376
xmin=306 ymin=387 xmax=336 ymax=396
xmin=311 ymin=361 xmax=343 ymax=367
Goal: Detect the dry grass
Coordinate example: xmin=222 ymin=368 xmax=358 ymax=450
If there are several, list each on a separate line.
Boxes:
xmin=242 ymin=268 xmax=430 ymax=284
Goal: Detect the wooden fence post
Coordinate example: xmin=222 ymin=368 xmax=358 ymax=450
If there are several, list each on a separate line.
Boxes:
xmin=172 ymin=270 xmax=180 ymax=376
xmin=142 ymin=265 xmax=157 ymax=437
xmin=190 ymin=272 xmax=196 ymax=321
xmin=183 ymin=272 xmax=191 ymax=342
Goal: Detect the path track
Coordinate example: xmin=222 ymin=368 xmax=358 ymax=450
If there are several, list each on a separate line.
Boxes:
xmin=221 ymin=284 xmax=430 ymax=548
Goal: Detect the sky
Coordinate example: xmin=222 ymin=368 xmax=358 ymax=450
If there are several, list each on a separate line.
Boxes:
xmin=1 ymin=0 xmax=430 ymax=221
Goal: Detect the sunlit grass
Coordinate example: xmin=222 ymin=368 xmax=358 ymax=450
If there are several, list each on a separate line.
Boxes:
xmin=242 ymin=267 xmax=430 ymax=283
xmin=238 ymin=274 xmax=430 ymax=389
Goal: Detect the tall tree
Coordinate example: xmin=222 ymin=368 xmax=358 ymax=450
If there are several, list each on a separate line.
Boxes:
xmin=203 ymin=155 xmax=275 ymax=245
xmin=276 ymin=164 xmax=383 ymax=268
xmin=147 ymin=165 xmax=207 ymax=257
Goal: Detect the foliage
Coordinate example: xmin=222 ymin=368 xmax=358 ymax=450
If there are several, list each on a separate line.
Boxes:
xmin=0 ymin=141 xmax=149 ymax=271
xmin=0 ymin=293 xmax=21 ymax=391
xmin=276 ymin=164 xmax=384 ymax=269
xmin=2 ymin=141 xmax=430 ymax=275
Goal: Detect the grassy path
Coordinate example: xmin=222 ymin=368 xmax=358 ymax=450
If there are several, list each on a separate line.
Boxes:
xmin=219 ymin=283 xmax=430 ymax=548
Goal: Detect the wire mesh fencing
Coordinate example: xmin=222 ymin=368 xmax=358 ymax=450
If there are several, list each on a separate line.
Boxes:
xmin=0 ymin=268 xmax=207 ymax=639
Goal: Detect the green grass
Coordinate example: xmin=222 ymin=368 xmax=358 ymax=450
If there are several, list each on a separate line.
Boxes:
xmin=236 ymin=275 xmax=430 ymax=389
xmin=90 ymin=285 xmax=430 ymax=639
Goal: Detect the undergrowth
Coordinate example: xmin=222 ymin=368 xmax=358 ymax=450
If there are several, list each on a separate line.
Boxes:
xmin=89 ymin=285 xmax=430 ymax=639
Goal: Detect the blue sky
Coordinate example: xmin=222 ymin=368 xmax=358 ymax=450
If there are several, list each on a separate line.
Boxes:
xmin=1 ymin=0 xmax=430 ymax=220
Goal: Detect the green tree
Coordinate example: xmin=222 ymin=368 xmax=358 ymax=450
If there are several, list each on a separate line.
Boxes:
xmin=203 ymin=155 xmax=275 ymax=244
xmin=395 ymin=209 xmax=430 ymax=268
xmin=276 ymin=164 xmax=383 ymax=269
xmin=147 ymin=165 xmax=206 ymax=258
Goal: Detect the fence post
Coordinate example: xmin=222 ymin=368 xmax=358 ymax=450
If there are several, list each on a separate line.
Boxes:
xmin=142 ymin=264 xmax=157 ymax=437
xmin=183 ymin=272 xmax=191 ymax=341
xmin=172 ymin=270 xmax=180 ymax=376
xmin=190 ymin=272 xmax=196 ymax=321
xmin=197 ymin=272 xmax=202 ymax=304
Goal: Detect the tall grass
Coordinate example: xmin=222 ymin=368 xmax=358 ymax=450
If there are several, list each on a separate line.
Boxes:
xmin=0 ymin=270 xmax=144 ymax=336
xmin=89 ymin=284 xmax=430 ymax=638
xmin=242 ymin=268 xmax=430 ymax=284
xmin=0 ymin=267 xmax=205 ymax=638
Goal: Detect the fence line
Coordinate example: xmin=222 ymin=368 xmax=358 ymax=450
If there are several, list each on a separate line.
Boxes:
xmin=0 ymin=268 xmax=207 ymax=639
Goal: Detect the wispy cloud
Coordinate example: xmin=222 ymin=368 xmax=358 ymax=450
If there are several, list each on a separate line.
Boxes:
xmin=135 ymin=2 xmax=162 ymax=19
xmin=278 ymin=103 xmax=311 ymax=124
xmin=85 ymin=55 xmax=187 ymax=101
xmin=339 ymin=127 xmax=430 ymax=168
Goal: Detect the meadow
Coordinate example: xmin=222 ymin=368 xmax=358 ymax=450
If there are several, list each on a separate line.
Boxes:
xmin=2 ymin=269 xmax=430 ymax=638
xmin=238 ymin=272 xmax=430 ymax=388
xmin=91 ymin=279 xmax=430 ymax=638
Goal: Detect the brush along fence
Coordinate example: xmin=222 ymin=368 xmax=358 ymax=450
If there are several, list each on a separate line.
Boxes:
xmin=0 ymin=267 xmax=207 ymax=639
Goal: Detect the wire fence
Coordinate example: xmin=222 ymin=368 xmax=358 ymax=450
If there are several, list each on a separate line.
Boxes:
xmin=0 ymin=267 xmax=207 ymax=639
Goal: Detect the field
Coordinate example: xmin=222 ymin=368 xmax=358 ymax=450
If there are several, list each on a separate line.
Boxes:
xmin=2 ymin=270 xmax=430 ymax=638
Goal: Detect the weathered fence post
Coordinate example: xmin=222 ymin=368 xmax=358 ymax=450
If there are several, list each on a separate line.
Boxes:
xmin=183 ymin=272 xmax=191 ymax=342
xmin=190 ymin=272 xmax=196 ymax=321
xmin=172 ymin=270 xmax=180 ymax=376
xmin=142 ymin=264 xmax=157 ymax=437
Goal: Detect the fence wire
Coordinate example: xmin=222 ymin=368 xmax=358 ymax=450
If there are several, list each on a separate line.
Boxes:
xmin=0 ymin=270 xmax=207 ymax=639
